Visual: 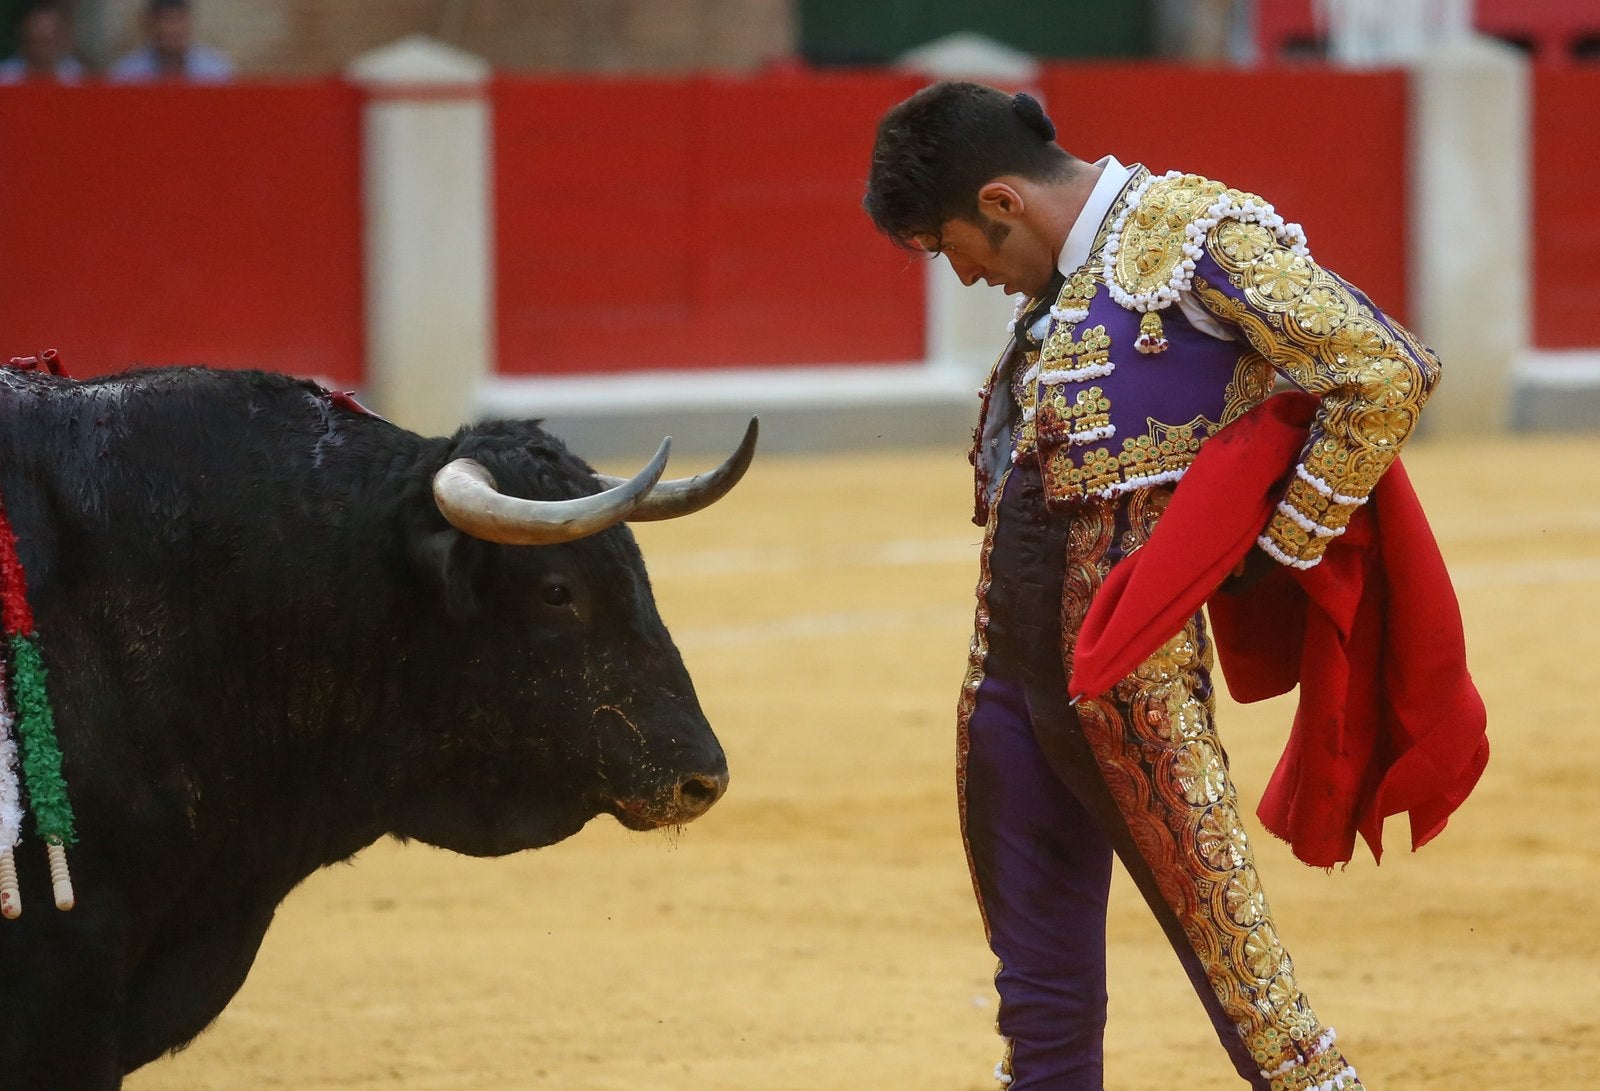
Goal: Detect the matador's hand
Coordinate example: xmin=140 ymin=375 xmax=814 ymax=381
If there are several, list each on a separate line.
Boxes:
xmin=1219 ymin=545 xmax=1277 ymax=595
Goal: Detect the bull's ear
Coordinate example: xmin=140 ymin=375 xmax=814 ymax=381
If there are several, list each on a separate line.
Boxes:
xmin=412 ymin=529 xmax=480 ymax=620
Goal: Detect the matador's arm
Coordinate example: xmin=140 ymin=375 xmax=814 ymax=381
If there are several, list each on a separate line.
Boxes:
xmin=1188 ymin=220 xmax=1441 ymax=568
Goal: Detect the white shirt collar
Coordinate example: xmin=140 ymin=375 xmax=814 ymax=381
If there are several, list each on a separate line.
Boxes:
xmin=1056 ymin=155 xmax=1132 ymax=276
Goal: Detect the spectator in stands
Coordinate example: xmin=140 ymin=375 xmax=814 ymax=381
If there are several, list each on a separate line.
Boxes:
xmin=0 ymin=0 xmax=84 ymax=83
xmin=107 ymin=0 xmax=232 ymax=83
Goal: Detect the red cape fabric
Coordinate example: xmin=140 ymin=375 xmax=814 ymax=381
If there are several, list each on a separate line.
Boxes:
xmin=1068 ymin=392 xmax=1488 ymax=867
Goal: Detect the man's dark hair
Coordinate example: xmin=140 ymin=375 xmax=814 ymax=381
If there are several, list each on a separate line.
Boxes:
xmin=864 ymin=81 xmax=1074 ymax=250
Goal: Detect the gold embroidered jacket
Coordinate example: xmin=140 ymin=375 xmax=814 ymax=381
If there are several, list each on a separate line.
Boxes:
xmin=974 ymin=169 xmax=1440 ymax=569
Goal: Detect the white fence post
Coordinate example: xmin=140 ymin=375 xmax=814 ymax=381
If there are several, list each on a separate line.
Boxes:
xmin=348 ymin=35 xmax=493 ymax=436
xmin=1408 ymin=34 xmax=1529 ymax=435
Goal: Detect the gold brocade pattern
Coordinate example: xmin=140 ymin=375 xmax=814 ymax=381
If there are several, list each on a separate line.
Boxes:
xmin=1027 ymin=317 xmax=1111 ymax=456
xmin=1119 ymin=415 xmax=1212 ymax=481
xmin=1194 ymin=219 xmax=1439 ymax=566
xmin=1041 ymin=322 xmax=1112 ymax=378
xmin=1222 ymin=350 xmax=1277 ymax=424
xmin=1061 ymin=269 xmax=1099 ymax=310
xmin=955 ymin=467 xmax=1008 ymax=944
xmin=1025 ymin=170 xmax=1290 ymax=506
xmin=1039 ymin=344 xmax=1270 ymax=504
xmin=1011 ymin=171 xmax=1146 ymax=467
xmin=1111 ymin=175 xmax=1239 ymax=299
xmin=1065 ymin=386 xmax=1111 ymax=436
xmin=1063 ymin=487 xmax=1363 ymax=1089
xmin=954 ymin=469 xmax=1012 ymax=1084
xmin=1033 ymin=322 xmax=1113 ymax=443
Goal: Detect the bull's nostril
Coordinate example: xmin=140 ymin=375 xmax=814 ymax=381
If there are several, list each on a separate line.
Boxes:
xmin=676 ymin=773 xmax=726 ymax=814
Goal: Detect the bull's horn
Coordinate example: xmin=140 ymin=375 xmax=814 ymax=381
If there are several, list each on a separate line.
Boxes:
xmin=595 ymin=416 xmax=758 ymax=521
xmin=433 ymin=438 xmax=671 ymax=545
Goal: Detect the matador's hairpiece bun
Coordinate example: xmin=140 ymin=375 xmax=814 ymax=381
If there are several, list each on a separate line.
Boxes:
xmin=1011 ymin=92 xmax=1055 ymax=141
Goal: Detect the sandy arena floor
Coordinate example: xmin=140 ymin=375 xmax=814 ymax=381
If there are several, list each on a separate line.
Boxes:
xmin=124 ymin=431 xmax=1600 ymax=1090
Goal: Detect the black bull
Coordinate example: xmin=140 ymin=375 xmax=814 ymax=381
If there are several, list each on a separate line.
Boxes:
xmin=0 ymin=365 xmax=755 ymax=1086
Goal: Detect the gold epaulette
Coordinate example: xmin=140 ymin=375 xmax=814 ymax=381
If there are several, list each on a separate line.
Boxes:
xmin=1102 ymin=172 xmax=1309 ymax=354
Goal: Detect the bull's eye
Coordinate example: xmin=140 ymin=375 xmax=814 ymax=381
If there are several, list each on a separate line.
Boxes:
xmin=541 ymin=583 xmax=572 ymax=608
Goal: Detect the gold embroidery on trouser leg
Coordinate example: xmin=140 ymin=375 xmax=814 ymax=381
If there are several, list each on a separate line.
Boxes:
xmin=954 ymin=470 xmax=1013 ymax=1084
xmin=1063 ymin=488 xmax=1362 ymax=1090
xmin=956 ymin=469 xmax=1009 ymax=941
xmin=1059 ymin=497 xmax=1116 ymax=645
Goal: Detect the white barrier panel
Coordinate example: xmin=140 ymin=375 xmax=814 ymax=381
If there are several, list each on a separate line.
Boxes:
xmin=1409 ymin=34 xmax=1530 ymax=435
xmin=349 ymin=35 xmax=493 ymax=436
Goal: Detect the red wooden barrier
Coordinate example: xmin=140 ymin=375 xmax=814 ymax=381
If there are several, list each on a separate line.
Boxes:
xmin=491 ymin=71 xmax=926 ymax=375
xmin=0 ymin=82 xmax=364 ymax=385
xmin=1040 ymin=63 xmax=1410 ymax=321
xmin=0 ymin=66 xmax=1591 ymax=387
xmin=1531 ymin=65 xmax=1600 ymax=350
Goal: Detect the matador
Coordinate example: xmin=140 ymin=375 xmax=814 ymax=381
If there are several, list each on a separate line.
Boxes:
xmin=864 ymin=81 xmax=1480 ymax=1089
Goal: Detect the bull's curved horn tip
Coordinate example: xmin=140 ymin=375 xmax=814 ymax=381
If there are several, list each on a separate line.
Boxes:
xmin=433 ymin=436 xmax=672 ymax=545
xmin=593 ymin=417 xmax=757 ymax=522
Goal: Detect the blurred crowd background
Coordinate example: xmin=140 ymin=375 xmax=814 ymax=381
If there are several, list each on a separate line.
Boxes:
xmin=6 ymin=1 xmax=1599 ymax=82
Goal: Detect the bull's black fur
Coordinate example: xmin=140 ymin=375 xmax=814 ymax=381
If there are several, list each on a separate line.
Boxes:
xmin=0 ymin=366 xmax=727 ymax=1086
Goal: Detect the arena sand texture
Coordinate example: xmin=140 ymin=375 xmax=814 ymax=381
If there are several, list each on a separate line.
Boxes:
xmin=125 ymin=433 xmax=1600 ymax=1090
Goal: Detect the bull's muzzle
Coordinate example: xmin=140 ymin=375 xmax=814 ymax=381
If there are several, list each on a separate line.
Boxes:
xmin=615 ymin=770 xmax=729 ymax=830
xmin=674 ymin=771 xmax=729 ymax=820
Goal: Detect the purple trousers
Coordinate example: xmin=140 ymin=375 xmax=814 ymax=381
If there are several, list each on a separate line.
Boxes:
xmin=963 ymin=466 xmax=1270 ymax=1089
